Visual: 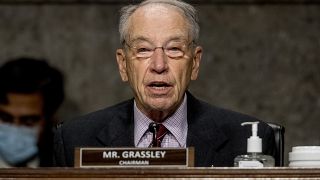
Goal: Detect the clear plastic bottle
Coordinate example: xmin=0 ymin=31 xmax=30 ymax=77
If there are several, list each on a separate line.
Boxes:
xmin=234 ymin=152 xmax=275 ymax=167
xmin=234 ymin=122 xmax=275 ymax=167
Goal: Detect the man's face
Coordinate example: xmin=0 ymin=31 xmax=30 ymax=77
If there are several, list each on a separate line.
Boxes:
xmin=116 ymin=4 xmax=202 ymax=120
xmin=0 ymin=93 xmax=45 ymax=129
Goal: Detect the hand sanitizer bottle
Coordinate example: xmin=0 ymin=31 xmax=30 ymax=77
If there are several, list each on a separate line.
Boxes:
xmin=234 ymin=122 xmax=275 ymax=167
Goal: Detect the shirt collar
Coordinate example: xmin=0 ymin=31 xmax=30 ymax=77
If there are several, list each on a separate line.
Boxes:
xmin=134 ymin=94 xmax=188 ymax=147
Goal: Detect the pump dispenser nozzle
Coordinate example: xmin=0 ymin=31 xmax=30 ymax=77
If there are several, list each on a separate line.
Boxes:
xmin=241 ymin=121 xmax=262 ymax=153
xmin=234 ymin=121 xmax=275 ymax=167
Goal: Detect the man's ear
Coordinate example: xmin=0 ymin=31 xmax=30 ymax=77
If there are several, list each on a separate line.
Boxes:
xmin=116 ymin=49 xmax=128 ymax=82
xmin=191 ymin=46 xmax=202 ymax=80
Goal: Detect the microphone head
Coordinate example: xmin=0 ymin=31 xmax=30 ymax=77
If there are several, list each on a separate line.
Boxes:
xmin=148 ymin=122 xmax=159 ymax=133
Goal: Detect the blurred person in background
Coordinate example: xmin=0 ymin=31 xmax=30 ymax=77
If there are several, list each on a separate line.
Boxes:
xmin=0 ymin=57 xmax=64 ymax=167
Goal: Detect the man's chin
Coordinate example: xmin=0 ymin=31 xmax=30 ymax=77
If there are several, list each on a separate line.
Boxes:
xmin=145 ymin=98 xmax=171 ymax=110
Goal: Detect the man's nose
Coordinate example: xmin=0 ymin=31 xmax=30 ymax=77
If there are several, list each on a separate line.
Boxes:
xmin=150 ymin=47 xmax=168 ymax=73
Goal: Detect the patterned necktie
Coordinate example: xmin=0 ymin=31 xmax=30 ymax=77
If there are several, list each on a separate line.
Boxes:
xmin=149 ymin=123 xmax=168 ymax=147
xmin=155 ymin=124 xmax=168 ymax=147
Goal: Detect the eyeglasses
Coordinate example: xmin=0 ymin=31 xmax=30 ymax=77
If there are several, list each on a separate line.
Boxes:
xmin=124 ymin=40 xmax=194 ymax=59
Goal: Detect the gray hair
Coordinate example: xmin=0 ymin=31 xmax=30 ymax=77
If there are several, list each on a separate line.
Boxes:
xmin=119 ymin=0 xmax=200 ymax=45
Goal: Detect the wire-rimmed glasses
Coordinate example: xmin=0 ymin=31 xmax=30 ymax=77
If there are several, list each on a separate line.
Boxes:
xmin=124 ymin=40 xmax=194 ymax=59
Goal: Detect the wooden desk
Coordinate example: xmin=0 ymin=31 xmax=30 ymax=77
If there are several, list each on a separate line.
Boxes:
xmin=1 ymin=167 xmax=320 ymax=179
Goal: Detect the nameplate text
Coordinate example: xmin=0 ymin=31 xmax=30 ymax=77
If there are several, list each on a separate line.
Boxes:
xmin=74 ymin=147 xmax=194 ymax=168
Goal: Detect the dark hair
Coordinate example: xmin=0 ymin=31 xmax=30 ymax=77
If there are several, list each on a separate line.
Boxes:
xmin=0 ymin=57 xmax=65 ymax=166
xmin=0 ymin=57 xmax=64 ymax=119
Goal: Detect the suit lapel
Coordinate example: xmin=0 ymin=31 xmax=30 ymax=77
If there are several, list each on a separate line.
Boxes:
xmin=92 ymin=93 xmax=229 ymax=166
xmin=186 ymin=92 xmax=228 ymax=166
xmin=96 ymin=100 xmax=135 ymax=147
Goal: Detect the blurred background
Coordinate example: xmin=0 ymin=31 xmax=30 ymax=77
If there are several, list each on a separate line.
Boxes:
xmin=0 ymin=0 xmax=319 ymax=165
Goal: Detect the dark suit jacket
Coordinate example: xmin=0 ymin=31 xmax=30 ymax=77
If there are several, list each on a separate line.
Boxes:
xmin=54 ymin=92 xmax=275 ymax=167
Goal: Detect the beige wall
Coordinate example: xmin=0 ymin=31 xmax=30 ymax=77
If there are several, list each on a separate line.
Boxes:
xmin=0 ymin=1 xmax=319 ymax=165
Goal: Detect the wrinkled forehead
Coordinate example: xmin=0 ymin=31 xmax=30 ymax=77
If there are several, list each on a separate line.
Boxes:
xmin=127 ymin=3 xmax=191 ymax=42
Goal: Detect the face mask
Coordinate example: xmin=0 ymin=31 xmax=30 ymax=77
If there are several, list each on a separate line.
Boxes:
xmin=0 ymin=123 xmax=39 ymax=166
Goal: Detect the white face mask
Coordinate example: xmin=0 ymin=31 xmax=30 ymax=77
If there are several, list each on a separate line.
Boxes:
xmin=0 ymin=123 xmax=39 ymax=166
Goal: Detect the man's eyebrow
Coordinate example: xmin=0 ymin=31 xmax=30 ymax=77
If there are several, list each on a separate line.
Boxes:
xmin=20 ymin=115 xmax=42 ymax=119
xmin=0 ymin=109 xmax=42 ymax=120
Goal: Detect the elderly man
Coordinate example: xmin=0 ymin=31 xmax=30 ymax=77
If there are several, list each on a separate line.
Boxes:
xmin=54 ymin=0 xmax=275 ymax=167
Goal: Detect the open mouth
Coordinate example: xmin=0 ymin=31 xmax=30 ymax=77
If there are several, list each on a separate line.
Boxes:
xmin=147 ymin=82 xmax=172 ymax=90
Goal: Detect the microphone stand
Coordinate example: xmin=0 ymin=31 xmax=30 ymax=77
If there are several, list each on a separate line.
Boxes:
xmin=148 ymin=122 xmax=159 ymax=147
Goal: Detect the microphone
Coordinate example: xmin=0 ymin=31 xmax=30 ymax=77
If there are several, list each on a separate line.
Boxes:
xmin=148 ymin=122 xmax=159 ymax=147
xmin=149 ymin=122 xmax=159 ymax=133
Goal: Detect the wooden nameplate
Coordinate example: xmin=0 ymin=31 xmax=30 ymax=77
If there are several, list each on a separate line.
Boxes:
xmin=74 ymin=147 xmax=194 ymax=168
